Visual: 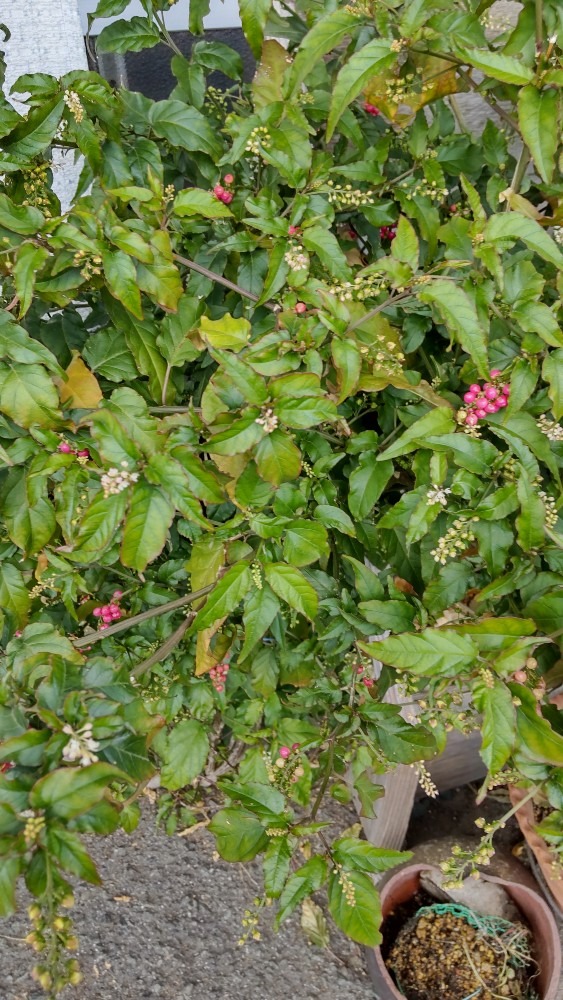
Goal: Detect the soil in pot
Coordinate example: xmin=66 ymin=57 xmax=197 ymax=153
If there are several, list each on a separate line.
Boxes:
xmin=385 ymin=899 xmax=538 ymax=1000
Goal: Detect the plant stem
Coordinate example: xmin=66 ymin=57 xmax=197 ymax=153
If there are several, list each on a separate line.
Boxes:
xmin=131 ymin=615 xmax=193 ymax=678
xmin=72 ymin=585 xmax=214 ymax=649
xmin=310 ymin=731 xmax=340 ymax=820
xmin=173 ymin=252 xmax=264 ymax=304
xmin=506 ymin=146 xmax=531 ymax=209
xmin=456 ymin=67 xmax=520 ymax=135
xmin=346 ymin=290 xmax=413 ymax=334
xmin=153 ymin=9 xmax=184 ymax=57
xmin=535 ymin=0 xmax=543 ymax=52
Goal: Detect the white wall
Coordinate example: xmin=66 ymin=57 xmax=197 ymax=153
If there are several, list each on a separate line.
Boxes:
xmin=78 ymin=0 xmax=241 ymax=34
xmin=3 ymin=0 xmax=88 ymax=208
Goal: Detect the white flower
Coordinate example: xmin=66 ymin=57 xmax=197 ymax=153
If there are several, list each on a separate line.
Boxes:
xmin=101 ymin=464 xmax=140 ymax=498
xmin=256 ymin=408 xmax=279 ymax=433
xmin=284 ymin=246 xmax=308 ymax=271
xmin=426 ymin=485 xmax=451 ymax=507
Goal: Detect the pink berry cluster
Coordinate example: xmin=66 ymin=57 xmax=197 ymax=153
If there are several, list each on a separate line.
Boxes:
xmin=210 ymin=661 xmax=229 ymax=692
xmin=92 ymin=590 xmax=123 ymax=630
xmin=213 ymin=173 xmax=234 ymax=205
xmin=380 ymin=225 xmax=397 ymax=241
xmin=460 ymin=370 xmax=510 ymax=427
xmin=355 ymin=663 xmax=375 ymax=688
xmin=364 ymin=103 xmax=380 ymax=116
xmin=58 ymin=441 xmax=90 ymax=459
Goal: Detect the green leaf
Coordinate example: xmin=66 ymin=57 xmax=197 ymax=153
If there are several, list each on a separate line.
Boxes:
xmin=328 ymin=869 xmax=382 ymax=947
xmin=275 ymin=396 xmax=338 ymax=430
xmin=13 ymin=243 xmax=48 ymax=316
xmin=255 ymin=430 xmax=302 ymax=485
xmin=252 ymin=39 xmax=288 ymax=109
xmin=120 ymin=483 xmax=175 ymax=572
xmin=314 ymin=504 xmax=356 ymax=537
xmin=218 ymin=780 xmax=285 ymax=820
xmin=2 ymin=95 xmax=64 ymax=158
xmin=457 ymin=47 xmax=534 ymax=85
xmin=425 ymin=434 xmax=499 ymax=476
xmin=332 ymin=338 xmax=362 ymax=403
xmin=301 ymin=226 xmax=351 ymax=282
xmin=364 ymin=703 xmax=437 ymax=762
xmin=209 ymin=807 xmax=267 ymax=862
xmin=283 ymin=521 xmax=329 ymax=567
xmin=46 ymin=826 xmax=101 ymax=884
xmin=100 ymin=734 xmax=153 ymax=781
xmin=0 ymin=857 xmax=20 ymax=918
xmin=423 ymin=562 xmax=472 ymax=617
xmin=419 ymin=280 xmax=488 ymax=378
xmin=484 ymin=213 xmax=563 ymax=269
xmin=326 ymin=38 xmax=396 ymax=141
xmin=543 ymin=351 xmax=563 ymax=421
xmin=518 ymin=85 xmax=558 ymax=184
xmin=193 ymin=563 xmax=252 ymax=630
xmin=120 ymin=315 xmax=169 ymax=403
xmin=524 ymin=591 xmax=563 ymax=634
xmin=160 ymin=719 xmax=210 ymax=791
xmin=174 ymin=188 xmax=233 ymax=219
xmin=265 ymin=564 xmax=318 ymax=621
xmin=103 ymin=249 xmax=143 ymax=320
xmin=516 ymin=471 xmax=545 ymax=552
xmin=83 ymin=328 xmax=140 ymax=382
xmin=333 ymin=838 xmax=410 ymax=875
xmin=0 ymin=194 xmax=44 ymax=235
xmin=392 ymin=216 xmax=419 ymax=273
xmin=516 ymin=688 xmax=563 ymax=766
xmin=96 ymin=16 xmax=160 ymax=53
xmin=239 ymin=0 xmax=273 ymax=57
xmin=286 ymin=10 xmax=358 ymax=97
xmin=359 ymin=600 xmax=415 ymax=633
xmin=68 ymin=490 xmax=127 ymax=562
xmin=276 ymin=857 xmax=328 ymax=926
xmin=0 ymin=362 xmax=59 ymax=428
xmin=361 ymin=629 xmax=478 ymax=677
xmin=206 ymin=416 xmax=264 ymax=456
xmin=378 ymin=407 xmax=455 ymax=461
xmin=210 ymin=349 xmax=268 ymax=405
xmin=0 ymin=562 xmax=30 ymax=626
xmin=148 ymin=100 xmax=222 ymax=158
xmin=189 ymin=0 xmax=211 ymax=33
xmin=30 ymin=763 xmax=126 ymax=819
xmin=239 ymin=585 xmax=281 ymax=662
xmin=200 ymin=314 xmax=251 ymax=350
xmin=474 ymin=681 xmax=515 ymax=775
xmin=349 ymin=455 xmax=393 ymax=520
xmin=263 ymin=837 xmax=292 ymax=898
xmin=343 ymin=556 xmax=384 ymax=601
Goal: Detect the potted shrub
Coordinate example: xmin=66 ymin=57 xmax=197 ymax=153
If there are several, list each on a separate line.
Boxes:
xmin=0 ymin=0 xmax=561 ymax=995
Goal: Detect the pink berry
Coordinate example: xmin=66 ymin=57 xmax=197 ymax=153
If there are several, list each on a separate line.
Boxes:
xmin=502 ymin=384 xmax=510 ymax=396
xmin=469 ymin=384 xmax=481 ymax=394
xmin=362 ymin=677 xmax=374 ymax=687
xmin=99 ymin=623 xmax=109 ymax=630
xmin=292 ymin=743 xmax=300 ymax=750
xmin=76 ymin=449 xmax=90 ymax=458
xmin=213 ymin=184 xmax=224 ymax=197
xmin=288 ymin=225 xmax=300 ymax=236
xmin=93 ymin=607 xmax=102 ymax=617
xmin=463 ymin=391 xmax=476 ymax=404
xmin=58 ymin=442 xmax=73 ymax=453
xmin=485 ymin=402 xmax=497 ymax=413
xmin=489 ymin=369 xmax=501 ymax=378
xmin=363 ymin=103 xmax=380 ymax=116
xmin=465 ymin=412 xmax=479 ymax=426
xmin=223 ymin=173 xmax=234 ymax=185
xmin=484 ymin=386 xmax=498 ymax=400
xmin=221 ymin=191 xmax=233 ymax=204
xmin=496 ymin=395 xmax=507 ymax=407
xmin=14 ymin=630 xmax=22 ymax=638
xmin=279 ymin=746 xmax=291 ymax=759
xmin=449 ymin=204 xmax=458 ymax=213
xmin=111 ymin=610 xmax=121 ymax=620
xmin=113 ymin=590 xmax=123 ymax=599
xmin=108 ymin=603 xmax=120 ymax=614
xmin=295 ymin=302 xmax=307 ymax=314
xmin=513 ymin=670 xmax=527 ymax=683
xmin=215 ymin=684 xmax=224 ymax=693
xmin=475 ymin=408 xmax=487 ymax=419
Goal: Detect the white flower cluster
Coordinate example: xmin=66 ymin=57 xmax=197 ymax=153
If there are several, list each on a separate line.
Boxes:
xmin=411 ymin=761 xmax=439 ymax=798
xmin=431 ymin=517 xmax=479 ymax=565
xmin=426 ymin=485 xmax=451 ymax=507
xmin=101 ymin=460 xmax=139 ymax=498
xmin=245 ymin=125 xmax=271 ymax=156
xmin=537 ymin=414 xmax=563 ymax=441
xmin=62 ymin=723 xmax=99 ymax=767
xmin=326 ymin=181 xmax=375 ymax=208
xmin=284 ymin=246 xmax=308 ymax=271
xmin=256 ymin=407 xmax=279 ymax=433
xmin=539 ymin=491 xmax=559 ymax=528
xmin=63 ymin=89 xmax=84 ymax=124
xmin=327 ymin=272 xmax=387 ymax=302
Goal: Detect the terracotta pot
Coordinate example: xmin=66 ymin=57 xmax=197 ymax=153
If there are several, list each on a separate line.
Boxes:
xmin=366 ymin=863 xmax=562 ymax=1000
xmin=509 ymin=785 xmax=563 ymax=918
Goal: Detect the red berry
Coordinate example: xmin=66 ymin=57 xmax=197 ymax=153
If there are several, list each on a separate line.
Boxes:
xmin=449 ymin=204 xmax=458 ymax=213
xmin=485 ymin=402 xmax=497 ymax=413
xmin=475 ymin=408 xmax=487 ymax=419
xmin=58 ymin=442 xmax=73 ymax=454
xmin=363 ymin=103 xmax=380 ymax=116
xmin=221 ymin=191 xmax=233 ymax=204
xmin=223 ymin=173 xmax=234 ymax=185
xmin=279 ymin=746 xmax=291 ymax=759
xmin=502 ymin=384 xmax=510 ymax=396
xmin=513 ymin=670 xmax=527 ymax=683
xmin=288 ymin=225 xmax=300 ymax=236
xmin=295 ymin=302 xmax=307 ymax=314
xmin=469 ymin=383 xmax=481 ymax=394
xmin=496 ymin=395 xmax=507 ymax=408
xmin=76 ymin=449 xmax=90 ymax=458
xmin=484 ymin=386 xmax=498 ymax=400
xmin=113 ymin=590 xmax=123 ymax=599
xmin=362 ymin=677 xmax=375 ymax=687
xmin=93 ymin=607 xmax=102 ymax=617
xmin=292 ymin=743 xmax=300 ymax=750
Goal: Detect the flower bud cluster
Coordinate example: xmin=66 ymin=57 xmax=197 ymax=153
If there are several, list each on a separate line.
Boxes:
xmin=411 ymin=761 xmax=438 ymax=798
xmin=251 ymin=562 xmax=263 ymax=589
xmin=537 ymin=414 xmax=563 ymax=442
xmin=327 ymin=272 xmax=387 ymax=302
xmin=21 ymin=162 xmax=51 ymax=214
xmin=210 ymin=661 xmax=229 ymax=693
xmin=426 ymin=485 xmax=451 ymax=507
xmin=401 ymin=178 xmax=449 ymax=202
xmin=21 ymin=811 xmax=46 ymax=847
xmin=431 ymin=517 xmax=479 ymax=565
xmin=213 ymin=174 xmax=234 ymax=205
xmin=458 ymin=371 xmax=510 ymax=427
xmin=63 ymin=89 xmax=84 ymax=123
xmin=326 ymin=180 xmax=376 ymax=208
xmin=332 ymin=863 xmax=356 ymax=905
xmin=101 ymin=461 xmax=140 ymax=498
xmin=284 ymin=245 xmax=308 ymax=271
xmin=28 ymin=890 xmax=81 ymax=993
xmin=539 ymin=490 xmax=558 ymax=528
xmin=62 ymin=722 xmax=100 ymax=767
xmin=256 ymin=406 xmax=279 ymax=433
xmin=264 ymin=744 xmax=304 ymax=792
xmin=245 ymin=125 xmax=271 ymax=156
xmin=72 ymin=248 xmax=103 ymax=279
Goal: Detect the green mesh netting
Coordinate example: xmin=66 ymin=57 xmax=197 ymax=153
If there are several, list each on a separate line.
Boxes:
xmin=413 ymin=902 xmax=531 ymax=968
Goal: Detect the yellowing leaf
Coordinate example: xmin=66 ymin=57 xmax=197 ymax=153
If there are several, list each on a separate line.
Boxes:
xmin=195 ymin=620 xmax=229 ymax=676
xmin=365 ymin=55 xmax=459 ymax=123
xmin=59 ymin=353 xmax=102 ymax=408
